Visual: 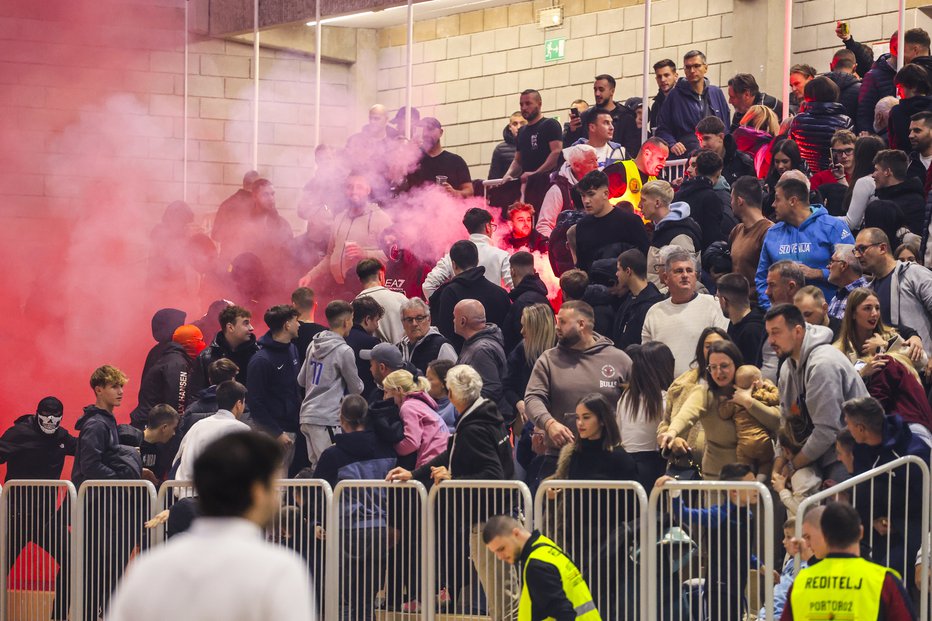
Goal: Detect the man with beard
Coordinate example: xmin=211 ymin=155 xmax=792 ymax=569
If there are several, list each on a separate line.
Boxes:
xmin=406 ymin=117 xmax=472 ymax=197
xmin=649 ymin=59 xmax=678 ymax=133
xmin=502 ymin=202 xmax=548 ymax=252
xmin=524 ymin=301 xmax=632 ymax=477
xmin=504 ymin=89 xmax=564 ymax=210
xmin=571 ymin=75 xmax=641 ymax=158
xmin=379 ymin=227 xmax=429 ymax=300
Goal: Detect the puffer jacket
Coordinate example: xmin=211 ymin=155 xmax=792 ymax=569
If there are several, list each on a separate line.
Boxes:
xmin=789 ymin=101 xmax=853 ymax=173
xmin=889 ymin=95 xmax=932 ymax=152
xmin=823 ymin=70 xmax=861 ymax=125
xmin=857 ymin=53 xmax=897 ymax=135
xmin=488 ymin=124 xmax=517 ymax=180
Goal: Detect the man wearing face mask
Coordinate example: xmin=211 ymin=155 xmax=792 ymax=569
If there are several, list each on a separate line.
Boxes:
xmin=0 ymin=397 xmax=76 ymax=621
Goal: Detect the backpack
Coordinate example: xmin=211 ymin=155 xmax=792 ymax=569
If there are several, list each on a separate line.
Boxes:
xmin=549 ymin=209 xmax=587 ymax=276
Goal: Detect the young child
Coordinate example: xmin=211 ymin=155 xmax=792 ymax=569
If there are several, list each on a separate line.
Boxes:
xmin=718 ymin=365 xmax=778 ymax=478
xmin=656 ymin=463 xmax=760 ymax=621
xmin=759 ymin=518 xmax=812 ymax=620
xmin=771 ymin=425 xmax=822 ymax=518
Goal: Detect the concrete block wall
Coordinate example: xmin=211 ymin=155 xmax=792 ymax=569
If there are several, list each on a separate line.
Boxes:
xmin=0 ymin=0 xmax=352 ymax=233
xmin=375 ymin=0 xmax=736 ymax=180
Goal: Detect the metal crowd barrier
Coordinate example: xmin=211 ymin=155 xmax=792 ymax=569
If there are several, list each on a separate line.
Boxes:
xmin=74 ymin=480 xmax=157 ymax=621
xmin=647 ymin=480 xmax=775 ymax=621
xmin=327 ymin=480 xmax=427 ymax=621
xmin=426 ymin=480 xmax=531 ymax=621
xmin=795 ymin=455 xmax=931 ymax=621
xmin=276 ymin=479 xmax=330 ymax=621
xmin=660 ymin=158 xmax=688 ymax=183
xmin=534 ymin=480 xmax=649 ymax=621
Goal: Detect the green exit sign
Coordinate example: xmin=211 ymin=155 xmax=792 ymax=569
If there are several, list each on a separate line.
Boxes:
xmin=544 ymin=38 xmax=565 ymax=62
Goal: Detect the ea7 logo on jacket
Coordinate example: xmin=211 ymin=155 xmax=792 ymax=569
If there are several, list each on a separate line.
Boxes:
xmin=778 ymin=242 xmax=812 ymax=254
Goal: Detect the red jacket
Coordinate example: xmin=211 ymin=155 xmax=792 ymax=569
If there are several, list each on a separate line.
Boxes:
xmin=867 ymin=357 xmax=932 ymax=431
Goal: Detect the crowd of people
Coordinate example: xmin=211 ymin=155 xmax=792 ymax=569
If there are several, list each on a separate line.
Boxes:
xmin=7 ymin=19 xmax=932 ymax=621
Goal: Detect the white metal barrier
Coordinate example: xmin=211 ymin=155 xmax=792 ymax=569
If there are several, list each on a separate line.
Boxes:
xmin=426 ymin=480 xmax=531 ymax=621
xmin=647 ymin=480 xmax=775 ymax=621
xmin=328 ymin=480 xmax=428 ymax=621
xmin=275 ymin=479 xmax=331 ymax=621
xmin=660 ymin=158 xmax=688 ymax=184
xmin=534 ymin=480 xmax=649 ymax=621
xmin=74 ymin=480 xmax=157 ymax=621
xmin=795 ymin=455 xmax=931 ymax=620
xmin=0 ymin=481 xmax=74 ymax=621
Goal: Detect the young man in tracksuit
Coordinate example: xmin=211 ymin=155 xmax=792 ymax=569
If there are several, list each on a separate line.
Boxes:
xmin=247 ymin=305 xmax=302 ymax=471
xmin=298 ymin=300 xmax=365 ymax=472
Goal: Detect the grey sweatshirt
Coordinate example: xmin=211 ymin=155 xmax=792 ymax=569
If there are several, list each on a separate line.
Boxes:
xmin=777 ymin=324 xmax=868 ymax=467
xmin=298 ymin=330 xmax=364 ymax=426
xmin=525 ymin=334 xmax=632 ymax=455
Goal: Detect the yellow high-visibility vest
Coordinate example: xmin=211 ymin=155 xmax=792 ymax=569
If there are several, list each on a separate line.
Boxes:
xmin=789 ymin=556 xmax=896 ymax=620
xmin=519 ymin=535 xmax=601 ymax=621
xmin=605 ymin=159 xmax=655 ymax=221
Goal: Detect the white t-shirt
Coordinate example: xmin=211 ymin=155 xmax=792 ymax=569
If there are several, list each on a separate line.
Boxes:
xmin=641 ymin=294 xmax=730 ymax=377
xmin=616 ymin=391 xmax=666 ymax=453
xmin=921 ymin=153 xmax=932 ymax=170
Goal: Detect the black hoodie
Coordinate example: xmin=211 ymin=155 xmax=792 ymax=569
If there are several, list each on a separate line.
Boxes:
xmin=195 ymin=331 xmax=259 ymax=389
xmin=246 ymin=332 xmax=301 ymax=437
xmin=612 ymin=282 xmax=664 ymax=349
xmin=674 ymin=176 xmax=727 ymax=249
xmin=824 ymin=70 xmax=861 ymax=126
xmin=139 ymin=308 xmax=186 ymax=390
xmin=720 ymin=134 xmax=756 ymax=185
xmin=433 ymin=266 xmax=512 ymax=351
xmin=131 ymin=342 xmax=199 ymax=428
xmin=73 ymin=405 xmax=140 ymax=488
xmin=503 ymin=274 xmax=550 ymax=352
xmin=727 ymin=306 xmax=766 ymax=367
xmin=0 ymin=414 xmax=76 ymax=481
xmin=312 ymin=429 xmax=398 ymax=489
xmin=488 ymin=124 xmax=517 ymax=180
xmin=869 ymin=175 xmax=927 ymax=236
xmin=889 ymin=94 xmax=932 ymax=152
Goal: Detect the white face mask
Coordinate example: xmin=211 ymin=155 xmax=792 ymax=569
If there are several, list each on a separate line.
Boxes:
xmin=37 ymin=413 xmax=62 ymax=436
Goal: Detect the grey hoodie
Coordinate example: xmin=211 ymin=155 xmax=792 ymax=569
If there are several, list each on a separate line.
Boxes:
xmin=777 ymin=324 xmax=868 ymax=467
xmin=525 ymin=334 xmax=632 ymax=455
xmin=457 ymin=324 xmax=508 ymax=407
xmin=298 ymin=330 xmax=364 ymax=426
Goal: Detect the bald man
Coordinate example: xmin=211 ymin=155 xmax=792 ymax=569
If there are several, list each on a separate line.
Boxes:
xmin=212 ymin=169 xmax=260 ymax=257
xmin=346 ymin=104 xmax=392 ymax=151
xmin=454 ymin=299 xmax=510 ymax=421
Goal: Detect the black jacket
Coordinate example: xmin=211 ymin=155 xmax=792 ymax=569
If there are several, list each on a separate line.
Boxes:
xmin=503 ymin=342 xmax=533 ymax=411
xmin=869 ymin=176 xmax=927 ymax=236
xmin=729 ymin=91 xmax=783 ymax=132
xmin=651 ymin=212 xmax=703 ymax=251
xmin=414 ymin=397 xmax=514 ymax=486
xmin=576 ymin=101 xmax=642 ymax=159
xmin=858 ymin=53 xmax=897 ymax=135
xmin=246 ymin=332 xmax=301 ymax=436
xmin=0 ymin=414 xmax=76 ymax=481
xmin=345 ymin=324 xmax=380 ymax=398
xmin=612 ymin=282 xmax=664 ymax=349
xmin=824 ymin=70 xmax=861 ymax=126
xmin=131 ymin=342 xmax=199 ymax=428
xmin=195 ymin=331 xmax=259 ymax=388
xmin=648 ymin=90 xmax=666 ymax=131
xmin=312 ymin=429 xmax=398 ymax=489
xmin=889 ymin=95 xmax=932 ymax=152
xmin=139 ymin=308 xmax=186 ymax=392
xmin=674 ymin=176 xmax=727 ymax=249
xmin=581 ymin=284 xmax=618 ymax=339
xmin=503 ymin=274 xmax=551 ymax=353
xmin=789 ymin=101 xmax=853 ymax=173
xmin=295 ymin=321 xmax=326 ymax=366
xmin=720 ymin=134 xmax=756 ymax=186
xmin=73 ymin=405 xmax=139 ymax=487
xmin=727 ymin=307 xmax=766 ymax=367
xmin=433 ymin=266 xmax=512 ymax=351
xmin=518 ymin=531 xmax=580 ymax=621
xmin=488 ymin=124 xmax=517 ymax=180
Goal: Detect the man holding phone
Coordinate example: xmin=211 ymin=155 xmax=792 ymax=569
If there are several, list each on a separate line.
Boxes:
xmin=810 ymin=130 xmax=856 ymax=191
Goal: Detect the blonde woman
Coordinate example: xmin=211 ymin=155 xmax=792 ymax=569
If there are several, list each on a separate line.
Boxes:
xmin=382 ymin=369 xmax=449 ymax=468
xmin=735 ymin=105 xmax=781 ymax=177
xmin=504 ymin=303 xmax=556 ymax=426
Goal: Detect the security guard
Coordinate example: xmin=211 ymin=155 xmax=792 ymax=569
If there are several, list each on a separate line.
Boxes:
xmin=483 ymin=514 xmax=601 ymax=621
xmin=783 ymin=502 xmax=916 ymax=620
xmin=603 ymin=138 xmax=668 ymax=219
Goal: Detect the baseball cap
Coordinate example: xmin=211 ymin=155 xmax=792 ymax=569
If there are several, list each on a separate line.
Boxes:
xmin=359 ymin=343 xmax=405 ymax=369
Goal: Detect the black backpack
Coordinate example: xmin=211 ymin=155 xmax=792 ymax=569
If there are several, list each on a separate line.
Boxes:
xmin=549 ymin=209 xmax=587 ymax=276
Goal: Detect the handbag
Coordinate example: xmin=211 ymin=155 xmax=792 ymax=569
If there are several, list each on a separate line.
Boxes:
xmin=664 ymin=448 xmax=703 ymax=481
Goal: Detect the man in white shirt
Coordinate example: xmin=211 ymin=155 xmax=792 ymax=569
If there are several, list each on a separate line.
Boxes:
xmin=422 ymin=207 xmax=512 ymax=299
xmin=172 ymin=380 xmax=251 ymax=484
xmin=109 ymin=431 xmax=315 ymax=621
xmin=642 ymin=248 xmax=729 ymax=376
xmin=354 ymin=258 xmax=408 ymax=344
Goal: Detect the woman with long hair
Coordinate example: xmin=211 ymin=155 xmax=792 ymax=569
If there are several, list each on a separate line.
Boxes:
xmin=763 ymin=139 xmax=809 ymax=218
xmin=833 ymin=288 xmax=932 ymax=444
xmin=658 ymin=340 xmax=780 ymax=479
xmin=735 ymin=105 xmax=781 ymax=177
xmin=616 ymin=342 xmax=675 ymax=489
xmin=838 ymin=135 xmax=885 ymax=229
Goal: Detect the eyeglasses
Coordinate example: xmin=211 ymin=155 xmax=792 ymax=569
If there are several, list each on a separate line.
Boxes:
xmin=707 ymin=363 xmax=734 ymax=373
xmin=830 ymin=148 xmax=854 ymax=156
xmin=402 ymin=315 xmax=429 ymax=324
xmin=853 ymin=243 xmax=881 ymax=256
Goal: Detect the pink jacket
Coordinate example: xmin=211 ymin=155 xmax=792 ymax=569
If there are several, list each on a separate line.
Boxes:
xmin=394 ymin=392 xmax=450 ymax=468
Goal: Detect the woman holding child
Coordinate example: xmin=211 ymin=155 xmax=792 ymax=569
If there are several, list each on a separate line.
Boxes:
xmin=657 ymin=340 xmax=781 ymax=480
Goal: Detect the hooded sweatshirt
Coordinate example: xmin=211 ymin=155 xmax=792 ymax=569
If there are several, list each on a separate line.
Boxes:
xmin=824 ymin=70 xmax=861 ymax=125
xmin=131 ymin=342 xmax=199 ymax=428
xmin=503 ymin=273 xmax=550 ymax=353
xmin=675 ymin=176 xmax=727 ymax=249
xmin=298 ymin=330 xmax=364 ymax=427
xmin=394 ymin=391 xmax=449 ymax=468
xmin=777 ymin=324 xmax=868 ymax=468
xmin=422 ymin=234 xmax=513 ymax=299
xmin=0 ymin=414 xmax=76 ymax=481
xmin=305 ymin=203 xmax=391 ymax=284
xmin=457 ymin=324 xmax=509 ymax=409
xmin=646 ymin=202 xmax=702 ymax=291
xmin=488 ymin=123 xmax=517 ymax=180
xmin=525 ymin=335 xmax=632 ymax=455
xmin=755 ymin=205 xmax=853 ymax=308
xmin=141 ymin=308 xmax=186 ymax=385
xmin=73 ymin=405 xmax=138 ymax=487
xmin=246 ymin=333 xmax=301 ymax=437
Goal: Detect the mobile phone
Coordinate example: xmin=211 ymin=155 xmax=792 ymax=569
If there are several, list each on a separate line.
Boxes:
xmin=839 ymin=21 xmax=850 ymax=37
xmin=831 ymin=149 xmax=841 ymax=167
xmin=569 ymin=108 xmax=579 ymax=119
